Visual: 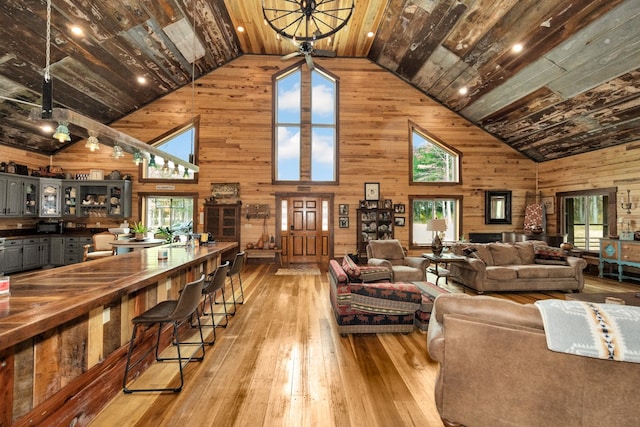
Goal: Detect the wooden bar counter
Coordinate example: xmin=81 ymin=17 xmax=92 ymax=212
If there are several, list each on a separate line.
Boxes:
xmin=0 ymin=241 xmax=237 ymax=426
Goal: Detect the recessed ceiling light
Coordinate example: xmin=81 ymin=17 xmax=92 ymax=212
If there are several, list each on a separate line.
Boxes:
xmin=367 ymin=31 xmax=374 ymax=38
xmin=71 ymin=26 xmax=83 ymax=36
xmin=137 ymin=76 xmax=147 ymax=84
xmin=237 ymin=26 xmax=245 ymax=32
xmin=41 ymin=124 xmax=53 ymax=133
xmin=512 ymin=43 xmax=523 ymax=53
xmin=458 ymin=87 xmax=468 ymax=96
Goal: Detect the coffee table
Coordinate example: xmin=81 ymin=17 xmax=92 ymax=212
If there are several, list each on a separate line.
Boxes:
xmin=565 ymin=292 xmax=640 ymax=306
xmin=422 ymin=253 xmax=466 ymax=286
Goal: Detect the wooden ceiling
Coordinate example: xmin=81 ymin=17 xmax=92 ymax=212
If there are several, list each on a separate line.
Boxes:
xmin=0 ymin=0 xmax=638 ymax=162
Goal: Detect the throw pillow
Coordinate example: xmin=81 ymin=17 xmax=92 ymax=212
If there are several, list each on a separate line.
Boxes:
xmin=534 ymin=245 xmax=569 ymax=265
xmin=342 ymin=255 xmax=362 ymax=279
xmin=463 ymin=246 xmax=480 ymax=258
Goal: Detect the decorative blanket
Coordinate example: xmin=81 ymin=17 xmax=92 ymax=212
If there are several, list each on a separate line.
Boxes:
xmin=535 ymin=299 xmax=640 ymax=363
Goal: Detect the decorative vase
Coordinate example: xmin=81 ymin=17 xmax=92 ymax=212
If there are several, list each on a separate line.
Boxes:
xmin=431 ymin=234 xmax=443 ymax=257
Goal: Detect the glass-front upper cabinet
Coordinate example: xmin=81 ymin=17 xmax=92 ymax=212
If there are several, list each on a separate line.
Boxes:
xmin=22 ymin=177 xmax=39 ymax=216
xmin=39 ymin=178 xmax=62 ymax=217
xmin=63 ymin=182 xmax=80 ymax=217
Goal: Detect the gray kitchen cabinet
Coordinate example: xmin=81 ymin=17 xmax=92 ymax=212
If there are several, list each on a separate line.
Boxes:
xmin=39 ymin=237 xmax=50 ymax=266
xmin=49 ymin=236 xmax=65 ymax=266
xmin=22 ymin=237 xmax=40 ymax=270
xmin=0 ymin=174 xmax=23 ymax=216
xmin=4 ymin=239 xmax=22 ymax=273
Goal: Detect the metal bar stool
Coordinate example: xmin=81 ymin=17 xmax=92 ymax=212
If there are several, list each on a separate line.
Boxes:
xmin=122 ymin=274 xmax=206 ymax=393
xmin=197 ymin=261 xmax=231 ymax=344
xmin=226 ymin=251 xmax=246 ymax=315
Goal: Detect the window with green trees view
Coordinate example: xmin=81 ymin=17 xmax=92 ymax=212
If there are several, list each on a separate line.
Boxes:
xmin=410 ymin=122 xmax=460 ymax=184
xmin=410 ymin=196 xmax=460 ymax=246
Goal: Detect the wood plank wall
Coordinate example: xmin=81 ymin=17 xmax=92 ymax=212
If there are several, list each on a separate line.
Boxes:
xmin=3 ymin=55 xmax=598 ymax=255
xmin=538 ymin=142 xmax=640 ymax=235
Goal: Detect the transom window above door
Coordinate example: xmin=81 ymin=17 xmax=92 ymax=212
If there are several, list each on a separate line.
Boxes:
xmin=273 ymin=64 xmax=339 ymax=184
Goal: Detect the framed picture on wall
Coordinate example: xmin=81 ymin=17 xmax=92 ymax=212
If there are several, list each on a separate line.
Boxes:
xmin=339 ymin=204 xmax=349 ymax=215
xmin=394 ymin=203 xmax=405 ymax=213
xmin=383 ymin=199 xmax=393 ymax=209
xmin=364 ymin=182 xmax=380 ymax=201
xmin=394 ymin=217 xmax=405 ymax=227
xmin=339 ymin=217 xmax=349 ymax=228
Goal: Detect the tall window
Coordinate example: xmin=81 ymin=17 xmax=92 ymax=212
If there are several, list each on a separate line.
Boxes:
xmin=141 ymin=117 xmax=199 ymax=182
xmin=139 ymin=193 xmax=197 ymax=236
xmin=410 ymin=196 xmax=461 ymax=247
xmin=274 ymin=64 xmax=338 ymax=183
xmin=410 ymin=121 xmax=460 ymax=184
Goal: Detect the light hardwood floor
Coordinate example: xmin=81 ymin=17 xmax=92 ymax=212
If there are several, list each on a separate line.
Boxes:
xmin=90 ymin=263 xmax=640 ymax=427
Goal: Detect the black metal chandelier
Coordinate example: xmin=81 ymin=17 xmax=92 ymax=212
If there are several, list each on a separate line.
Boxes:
xmin=262 ymin=0 xmax=355 ymax=42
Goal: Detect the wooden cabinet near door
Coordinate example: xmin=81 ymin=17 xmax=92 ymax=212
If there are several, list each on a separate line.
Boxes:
xmin=204 ymin=202 xmax=242 ymax=245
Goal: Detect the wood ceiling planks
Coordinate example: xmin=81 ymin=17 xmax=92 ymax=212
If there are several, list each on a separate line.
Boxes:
xmin=0 ymin=0 xmax=636 ymax=161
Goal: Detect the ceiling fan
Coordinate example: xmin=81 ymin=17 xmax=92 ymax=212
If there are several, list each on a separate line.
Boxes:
xmin=281 ymin=39 xmax=336 ymax=70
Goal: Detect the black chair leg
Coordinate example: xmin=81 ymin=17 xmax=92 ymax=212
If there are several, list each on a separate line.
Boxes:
xmin=123 ymin=317 xmax=205 ymax=393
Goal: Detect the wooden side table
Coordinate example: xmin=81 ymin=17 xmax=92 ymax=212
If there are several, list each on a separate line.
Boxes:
xmin=422 ymin=253 xmax=467 ymax=286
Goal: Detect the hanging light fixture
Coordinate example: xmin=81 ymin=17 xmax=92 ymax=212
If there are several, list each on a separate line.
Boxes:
xmin=41 ymin=0 xmax=53 ymax=120
xmin=132 ymin=149 xmax=144 ymax=165
xmin=160 ymin=160 xmax=171 ymax=177
xmin=183 ymin=168 xmax=190 ymax=178
xmin=111 ymin=144 xmax=125 ymax=159
xmin=172 ymin=163 xmax=180 ymax=177
xmin=262 ymin=0 xmax=355 ymax=41
xmin=85 ymin=130 xmax=100 ymax=151
xmin=148 ymin=153 xmax=157 ymax=168
xmin=53 ymin=122 xmax=71 ymax=142
xmin=31 ymin=0 xmax=199 ymax=175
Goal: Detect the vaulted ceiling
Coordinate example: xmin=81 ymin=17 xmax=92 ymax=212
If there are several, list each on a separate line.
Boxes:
xmin=0 ymin=0 xmax=638 ymax=162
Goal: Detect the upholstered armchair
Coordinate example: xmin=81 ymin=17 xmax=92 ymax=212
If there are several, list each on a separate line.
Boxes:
xmin=83 ymin=232 xmax=116 ymax=261
xmin=366 ymin=239 xmax=428 ymax=282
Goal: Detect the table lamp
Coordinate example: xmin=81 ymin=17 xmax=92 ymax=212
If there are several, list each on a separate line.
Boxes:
xmin=427 ymin=219 xmax=447 ymax=256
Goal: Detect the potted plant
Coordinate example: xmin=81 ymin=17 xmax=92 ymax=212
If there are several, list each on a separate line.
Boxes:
xmin=131 ymin=221 xmax=149 ymax=241
xmin=157 ymin=226 xmax=175 ymax=243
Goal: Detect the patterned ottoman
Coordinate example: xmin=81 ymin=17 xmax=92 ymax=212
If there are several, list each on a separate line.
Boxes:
xmin=329 ymin=260 xmax=422 ymax=334
xmin=412 ymin=281 xmax=451 ymax=331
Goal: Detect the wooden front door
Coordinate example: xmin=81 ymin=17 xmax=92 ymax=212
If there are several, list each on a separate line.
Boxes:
xmin=278 ymin=194 xmax=331 ymax=264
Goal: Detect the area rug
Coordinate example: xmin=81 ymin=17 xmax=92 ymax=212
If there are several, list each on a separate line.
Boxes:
xmin=275 ymin=268 xmax=321 ymax=276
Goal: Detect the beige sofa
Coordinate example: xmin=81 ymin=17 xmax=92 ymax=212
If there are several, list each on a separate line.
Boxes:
xmin=427 ymin=294 xmax=640 ymax=427
xmin=448 ymin=241 xmax=587 ymax=293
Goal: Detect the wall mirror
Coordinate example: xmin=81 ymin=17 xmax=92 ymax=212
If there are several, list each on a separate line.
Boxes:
xmin=485 ymin=190 xmax=512 ymax=224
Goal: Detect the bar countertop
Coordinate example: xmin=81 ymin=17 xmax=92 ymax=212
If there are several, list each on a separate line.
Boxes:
xmin=0 ymin=241 xmax=237 ymax=351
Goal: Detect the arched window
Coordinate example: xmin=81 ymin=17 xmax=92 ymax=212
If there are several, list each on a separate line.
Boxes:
xmin=273 ymin=64 xmax=338 ymax=183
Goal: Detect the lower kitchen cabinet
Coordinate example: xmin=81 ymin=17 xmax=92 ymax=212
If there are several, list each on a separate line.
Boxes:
xmin=4 ymin=239 xmax=22 ymax=273
xmin=50 ymin=236 xmax=65 ymax=266
xmin=22 ymin=238 xmax=41 ymax=270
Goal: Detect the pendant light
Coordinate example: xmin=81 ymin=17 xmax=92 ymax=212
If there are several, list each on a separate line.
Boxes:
xmin=85 ymin=130 xmax=100 ymax=151
xmin=53 ymin=122 xmax=71 ymax=142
